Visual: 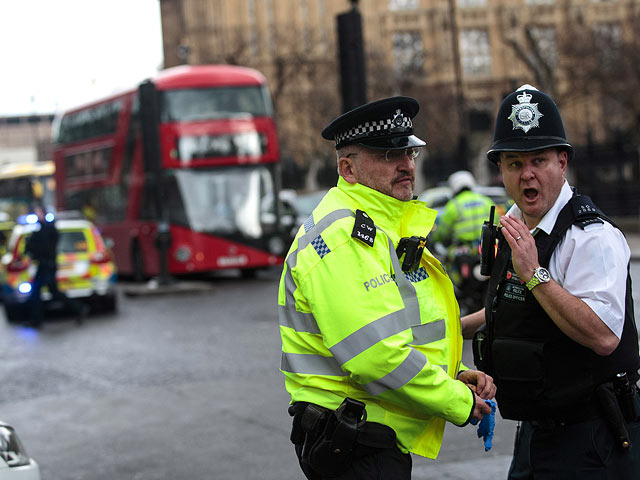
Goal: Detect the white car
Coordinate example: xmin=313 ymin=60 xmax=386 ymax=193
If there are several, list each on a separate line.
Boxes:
xmin=0 ymin=420 xmax=40 ymax=479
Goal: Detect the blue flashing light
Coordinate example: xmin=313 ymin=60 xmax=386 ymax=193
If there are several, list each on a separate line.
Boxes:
xmin=18 ymin=282 xmax=32 ymax=294
xmin=45 ymin=212 xmax=55 ymax=222
xmin=22 ymin=214 xmax=39 ymax=225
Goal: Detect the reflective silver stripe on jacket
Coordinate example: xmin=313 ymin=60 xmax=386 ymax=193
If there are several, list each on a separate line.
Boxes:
xmin=411 ymin=319 xmax=446 ymax=345
xmin=281 ymin=352 xmax=347 ymax=376
xmin=278 ymin=304 xmax=319 ymax=334
xmin=364 ymin=348 xmax=426 ymax=396
xmin=281 ymin=209 xmax=354 ymax=312
xmin=330 ymin=309 xmax=409 ymax=364
xmin=380 ymin=227 xmax=420 ymax=331
xmin=281 ymin=208 xmax=447 ymax=394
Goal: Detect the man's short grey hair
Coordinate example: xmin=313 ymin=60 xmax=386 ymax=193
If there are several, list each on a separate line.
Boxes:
xmin=336 ymin=144 xmax=361 ymax=162
xmin=335 ymin=145 xmax=362 ymax=175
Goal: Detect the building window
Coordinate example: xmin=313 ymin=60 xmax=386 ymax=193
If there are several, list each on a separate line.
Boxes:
xmin=389 ymin=0 xmax=418 ymax=11
xmin=457 ymin=0 xmax=487 ymax=7
xmin=392 ymin=32 xmax=424 ymax=75
xmin=528 ymin=26 xmax=556 ymax=70
xmin=525 ymin=0 xmax=554 ymax=5
xmin=265 ymin=0 xmax=275 ymax=53
xmin=460 ymin=29 xmax=491 ymax=76
xmin=316 ymin=0 xmax=327 ymax=49
xmin=300 ymin=0 xmax=310 ymax=50
xmin=246 ymin=0 xmax=257 ymax=56
xmin=594 ymin=22 xmax=621 ymax=67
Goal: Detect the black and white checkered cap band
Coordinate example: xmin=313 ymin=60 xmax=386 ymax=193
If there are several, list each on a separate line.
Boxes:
xmin=335 ymin=113 xmax=413 ymax=145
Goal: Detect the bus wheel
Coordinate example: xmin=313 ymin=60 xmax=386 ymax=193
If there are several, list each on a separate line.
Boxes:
xmin=240 ymin=268 xmax=258 ymax=279
xmin=132 ymin=242 xmax=146 ymax=282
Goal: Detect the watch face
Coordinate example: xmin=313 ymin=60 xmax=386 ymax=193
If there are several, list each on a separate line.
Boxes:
xmin=537 ymin=267 xmax=551 ymax=282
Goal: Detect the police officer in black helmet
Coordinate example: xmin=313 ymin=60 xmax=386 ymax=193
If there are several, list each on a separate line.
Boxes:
xmin=462 ymin=85 xmax=640 ymax=478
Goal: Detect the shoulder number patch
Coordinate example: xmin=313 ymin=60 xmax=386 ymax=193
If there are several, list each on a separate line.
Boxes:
xmin=351 ymin=209 xmax=376 ymax=247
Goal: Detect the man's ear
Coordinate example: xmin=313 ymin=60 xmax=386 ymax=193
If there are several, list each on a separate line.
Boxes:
xmin=338 ymin=155 xmax=358 ymax=184
xmin=558 ymin=149 xmax=568 ymax=174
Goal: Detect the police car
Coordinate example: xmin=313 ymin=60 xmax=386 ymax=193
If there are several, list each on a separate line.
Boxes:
xmin=0 ymin=212 xmax=13 ymax=258
xmin=0 ymin=420 xmax=40 ymax=480
xmin=0 ymin=212 xmax=117 ymax=323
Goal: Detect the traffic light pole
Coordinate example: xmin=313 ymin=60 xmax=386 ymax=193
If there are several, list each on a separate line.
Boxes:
xmin=337 ymin=1 xmax=366 ymax=112
xmin=139 ymin=80 xmax=174 ymax=286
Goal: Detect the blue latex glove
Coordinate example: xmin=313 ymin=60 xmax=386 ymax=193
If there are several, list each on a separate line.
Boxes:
xmin=469 ymin=399 xmax=496 ymax=451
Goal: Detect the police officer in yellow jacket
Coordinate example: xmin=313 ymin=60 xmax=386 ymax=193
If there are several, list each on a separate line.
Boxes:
xmin=279 ymin=96 xmax=496 ymax=479
xmin=432 ymin=171 xmax=494 ymax=249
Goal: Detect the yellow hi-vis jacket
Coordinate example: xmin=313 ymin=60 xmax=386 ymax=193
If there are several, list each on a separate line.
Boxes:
xmin=432 ymin=190 xmax=495 ymax=246
xmin=278 ymin=178 xmax=474 ymax=459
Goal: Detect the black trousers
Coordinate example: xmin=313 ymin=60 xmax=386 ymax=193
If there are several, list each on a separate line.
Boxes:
xmin=294 ymin=442 xmax=412 ymax=480
xmin=30 ymin=263 xmax=81 ymax=324
xmin=508 ymin=393 xmax=640 ymax=479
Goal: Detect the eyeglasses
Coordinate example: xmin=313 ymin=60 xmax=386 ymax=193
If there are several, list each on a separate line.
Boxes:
xmin=347 ymin=147 xmax=422 ymax=162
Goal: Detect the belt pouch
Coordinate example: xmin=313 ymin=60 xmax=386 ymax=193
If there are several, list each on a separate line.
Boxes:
xmin=595 ymin=383 xmax=631 ymax=451
xmin=308 ymin=398 xmax=365 ymax=477
xmin=308 ymin=414 xmax=348 ymax=477
xmin=300 ymin=404 xmax=330 ymax=463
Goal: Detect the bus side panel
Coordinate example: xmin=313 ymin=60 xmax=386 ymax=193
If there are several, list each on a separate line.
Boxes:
xmin=100 ymin=222 xmax=283 ymax=277
xmin=166 ymin=225 xmax=283 ymax=274
xmin=98 ymin=221 xmax=156 ymax=277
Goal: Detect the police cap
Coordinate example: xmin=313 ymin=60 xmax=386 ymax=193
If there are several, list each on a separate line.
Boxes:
xmin=321 ymin=96 xmax=426 ymax=150
xmin=487 ymin=84 xmax=573 ymax=164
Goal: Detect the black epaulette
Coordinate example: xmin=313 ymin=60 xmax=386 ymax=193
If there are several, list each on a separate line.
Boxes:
xmin=351 ymin=209 xmax=376 ymax=247
xmin=570 ymin=194 xmax=604 ymax=230
xmin=537 ymin=192 xmax=615 ymax=267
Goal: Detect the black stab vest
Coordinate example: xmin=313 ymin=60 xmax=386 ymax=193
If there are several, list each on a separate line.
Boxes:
xmin=478 ymin=193 xmax=640 ymax=421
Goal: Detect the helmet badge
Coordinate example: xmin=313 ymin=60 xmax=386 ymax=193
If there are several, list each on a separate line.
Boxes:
xmin=392 ymin=109 xmax=404 ymax=126
xmin=508 ymin=90 xmax=543 ymax=133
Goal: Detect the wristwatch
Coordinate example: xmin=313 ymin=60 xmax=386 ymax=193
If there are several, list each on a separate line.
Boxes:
xmin=525 ymin=266 xmax=551 ymax=291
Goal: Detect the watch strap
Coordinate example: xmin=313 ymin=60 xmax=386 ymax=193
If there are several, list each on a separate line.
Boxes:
xmin=525 ymin=275 xmax=540 ymax=291
xmin=526 ymin=266 xmax=549 ymax=291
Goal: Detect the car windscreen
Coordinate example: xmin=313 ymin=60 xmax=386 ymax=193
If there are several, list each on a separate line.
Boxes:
xmin=58 ymin=231 xmax=88 ymax=253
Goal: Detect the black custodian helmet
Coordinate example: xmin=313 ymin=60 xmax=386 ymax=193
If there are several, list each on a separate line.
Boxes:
xmin=487 ymin=84 xmax=573 ymax=164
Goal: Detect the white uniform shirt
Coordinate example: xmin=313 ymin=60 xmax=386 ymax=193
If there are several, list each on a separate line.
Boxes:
xmin=507 ymin=181 xmax=630 ymax=339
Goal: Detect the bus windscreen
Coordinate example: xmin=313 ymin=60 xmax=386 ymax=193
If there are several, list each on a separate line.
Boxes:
xmin=165 ymin=166 xmax=276 ymax=238
xmin=159 ymin=86 xmax=272 ymax=123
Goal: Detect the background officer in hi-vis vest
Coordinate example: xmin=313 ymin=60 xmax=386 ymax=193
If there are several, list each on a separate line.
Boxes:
xmin=463 ymin=84 xmax=640 ymax=478
xmin=279 ymin=96 xmax=496 ymax=480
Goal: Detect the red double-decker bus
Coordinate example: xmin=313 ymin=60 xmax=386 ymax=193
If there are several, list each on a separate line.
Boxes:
xmin=52 ymin=65 xmax=289 ymax=279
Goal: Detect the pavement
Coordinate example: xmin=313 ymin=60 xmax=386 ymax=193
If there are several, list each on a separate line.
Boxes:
xmin=120 ymin=277 xmax=215 ymax=297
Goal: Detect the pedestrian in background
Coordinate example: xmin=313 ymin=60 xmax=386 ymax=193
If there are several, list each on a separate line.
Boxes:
xmin=25 ymin=206 xmax=86 ymax=327
xmin=279 ymin=96 xmax=496 ymax=480
xmin=464 ymin=84 xmax=640 ymax=478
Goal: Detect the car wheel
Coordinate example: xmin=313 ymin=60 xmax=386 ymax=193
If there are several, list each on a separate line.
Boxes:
xmin=103 ymin=293 xmax=118 ymax=313
xmin=3 ymin=304 xmax=24 ymax=324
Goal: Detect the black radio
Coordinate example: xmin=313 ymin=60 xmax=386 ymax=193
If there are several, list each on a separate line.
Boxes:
xmin=480 ymin=206 xmax=502 ymax=276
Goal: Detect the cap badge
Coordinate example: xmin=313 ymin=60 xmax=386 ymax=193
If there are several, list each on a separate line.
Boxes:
xmin=392 ymin=109 xmax=404 ymax=126
xmin=508 ymin=90 xmax=543 ymax=133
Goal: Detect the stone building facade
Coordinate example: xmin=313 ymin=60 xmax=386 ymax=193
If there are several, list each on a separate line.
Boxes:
xmin=158 ymin=0 xmax=639 ymax=193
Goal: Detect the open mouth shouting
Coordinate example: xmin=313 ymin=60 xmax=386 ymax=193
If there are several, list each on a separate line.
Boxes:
xmin=523 ymin=187 xmax=539 ymax=203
